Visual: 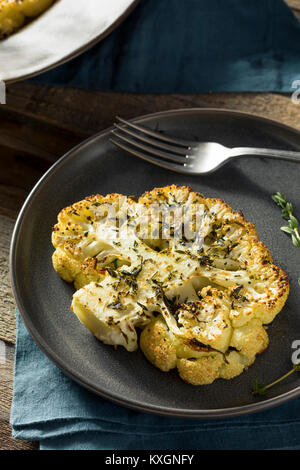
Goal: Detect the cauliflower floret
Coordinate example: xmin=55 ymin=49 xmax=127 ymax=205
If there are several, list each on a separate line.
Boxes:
xmin=72 ymin=277 xmax=153 ymax=352
xmin=230 ymin=318 xmax=269 ymax=358
xmin=0 ymin=0 xmax=54 ymax=38
xmin=140 ymin=316 xmax=177 ymax=372
xmin=140 ymin=293 xmax=269 ymax=384
xmin=52 ymin=194 xmax=138 ymax=289
xmin=0 ymin=1 xmax=24 ymax=37
xmin=219 ymin=350 xmax=251 ymax=380
xmin=177 ymin=355 xmax=224 ymax=385
xmin=21 ymin=0 xmax=54 ymax=17
xmin=52 ymin=185 xmax=289 ymax=385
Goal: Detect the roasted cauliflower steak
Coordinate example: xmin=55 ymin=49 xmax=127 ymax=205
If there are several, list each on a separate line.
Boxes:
xmin=0 ymin=0 xmax=54 ymax=38
xmin=52 ymin=185 xmax=289 ymax=385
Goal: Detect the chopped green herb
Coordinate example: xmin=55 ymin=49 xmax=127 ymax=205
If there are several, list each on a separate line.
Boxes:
xmin=107 ymin=302 xmax=124 ymax=310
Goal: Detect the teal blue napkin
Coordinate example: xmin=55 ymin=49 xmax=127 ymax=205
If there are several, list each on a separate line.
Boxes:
xmin=10 ymin=312 xmax=300 ymax=450
xmin=30 ymin=0 xmax=300 ymax=93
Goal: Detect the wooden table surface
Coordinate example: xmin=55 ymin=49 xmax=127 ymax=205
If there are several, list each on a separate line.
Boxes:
xmin=0 ymin=0 xmax=300 ymax=451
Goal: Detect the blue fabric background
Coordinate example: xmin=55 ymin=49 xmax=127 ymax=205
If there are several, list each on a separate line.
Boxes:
xmin=10 ymin=313 xmax=300 ymax=450
xmin=29 ymin=0 xmax=300 ymax=93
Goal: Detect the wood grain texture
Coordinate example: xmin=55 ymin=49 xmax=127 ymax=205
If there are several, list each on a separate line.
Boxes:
xmin=0 ymin=216 xmax=17 ymax=344
xmin=0 ymin=343 xmax=38 ymax=449
xmin=287 ymin=0 xmax=300 ymax=20
xmin=5 ymin=84 xmax=300 ymax=137
xmin=286 ymin=0 xmax=300 ymax=10
xmin=1 ymin=82 xmax=300 ymax=450
xmin=0 ymin=421 xmax=38 ymax=450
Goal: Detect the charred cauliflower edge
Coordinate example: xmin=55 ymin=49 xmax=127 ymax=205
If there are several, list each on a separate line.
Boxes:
xmin=52 ymin=185 xmax=289 ymax=385
xmin=0 ymin=0 xmax=54 ymax=38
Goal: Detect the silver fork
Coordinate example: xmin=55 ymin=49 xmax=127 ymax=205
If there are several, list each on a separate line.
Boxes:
xmin=110 ymin=116 xmax=300 ymax=175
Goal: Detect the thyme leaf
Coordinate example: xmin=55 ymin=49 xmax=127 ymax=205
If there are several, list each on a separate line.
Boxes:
xmin=253 ymin=193 xmax=300 ymax=397
xmin=152 ymin=279 xmax=177 ymax=315
xmin=272 ymin=192 xmax=300 ymax=247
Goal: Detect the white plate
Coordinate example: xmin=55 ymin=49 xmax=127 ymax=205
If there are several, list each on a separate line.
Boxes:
xmin=0 ymin=0 xmax=139 ymax=83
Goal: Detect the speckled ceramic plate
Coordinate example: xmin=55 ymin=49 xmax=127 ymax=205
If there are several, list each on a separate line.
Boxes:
xmin=0 ymin=0 xmax=139 ymax=83
xmin=10 ymin=108 xmax=300 ymax=418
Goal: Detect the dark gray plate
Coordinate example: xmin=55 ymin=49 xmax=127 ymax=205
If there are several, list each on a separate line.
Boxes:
xmin=10 ymin=108 xmax=300 ymax=418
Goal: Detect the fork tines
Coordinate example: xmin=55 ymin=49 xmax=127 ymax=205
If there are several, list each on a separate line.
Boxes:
xmin=110 ymin=116 xmax=190 ymax=171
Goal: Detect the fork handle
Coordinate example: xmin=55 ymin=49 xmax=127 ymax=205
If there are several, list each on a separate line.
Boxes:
xmin=230 ymin=147 xmax=300 ymax=163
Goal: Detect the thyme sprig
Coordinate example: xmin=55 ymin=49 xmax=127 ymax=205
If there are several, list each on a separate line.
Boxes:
xmin=272 ymin=192 xmax=300 ymax=248
xmin=252 ymin=193 xmax=300 ymax=396
xmin=253 ymin=364 xmax=300 ymax=396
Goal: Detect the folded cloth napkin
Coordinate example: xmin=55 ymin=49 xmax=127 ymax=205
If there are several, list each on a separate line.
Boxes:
xmin=10 ymin=312 xmax=300 ymax=450
xmin=29 ymin=0 xmax=300 ymax=93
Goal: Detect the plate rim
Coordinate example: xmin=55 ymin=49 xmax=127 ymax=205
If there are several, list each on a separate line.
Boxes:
xmin=10 ymin=107 xmax=300 ymax=418
xmin=4 ymin=0 xmax=140 ymax=84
